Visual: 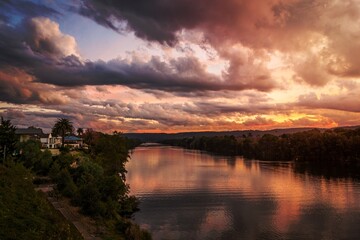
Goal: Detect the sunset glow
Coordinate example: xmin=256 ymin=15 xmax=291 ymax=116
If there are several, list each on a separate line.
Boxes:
xmin=1 ymin=0 xmax=360 ymax=132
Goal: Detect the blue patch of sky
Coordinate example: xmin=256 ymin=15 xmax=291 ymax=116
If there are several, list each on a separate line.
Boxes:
xmin=2 ymin=0 xmax=145 ymax=61
xmin=0 ymin=1 xmax=27 ymax=26
xmin=57 ymin=12 xmax=144 ymax=61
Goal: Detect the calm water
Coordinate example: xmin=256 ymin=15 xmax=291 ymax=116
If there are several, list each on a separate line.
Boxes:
xmin=126 ymin=145 xmax=360 ymax=240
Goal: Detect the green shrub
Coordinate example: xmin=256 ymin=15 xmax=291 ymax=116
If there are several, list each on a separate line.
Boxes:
xmin=0 ymin=164 xmax=82 ymax=240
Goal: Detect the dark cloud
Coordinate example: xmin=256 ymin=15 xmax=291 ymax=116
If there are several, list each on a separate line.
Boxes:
xmin=2 ymin=109 xmax=26 ymax=119
xmin=0 ymin=0 xmax=58 ymax=23
xmin=79 ymin=0 xmax=309 ymax=48
xmin=0 ymin=67 xmax=65 ymax=105
xmin=1 ymin=108 xmax=69 ymax=131
xmin=0 ymin=23 xmax=43 ymax=68
xmin=0 ymin=15 xmax=276 ymax=103
xmin=79 ymin=0 xmax=360 ymax=84
xmin=2 ymin=0 xmax=360 ymax=133
xmin=298 ymin=91 xmax=360 ymax=113
xmin=78 ymin=0 xmax=208 ymax=45
xmin=31 ymin=55 xmax=276 ymax=92
xmin=78 ymin=0 xmax=326 ymax=49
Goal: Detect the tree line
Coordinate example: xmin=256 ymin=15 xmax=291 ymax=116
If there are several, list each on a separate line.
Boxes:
xmin=49 ymin=132 xmax=149 ymax=239
xmin=161 ymin=128 xmax=360 ymax=163
xmin=0 ymin=117 xmax=150 ymax=240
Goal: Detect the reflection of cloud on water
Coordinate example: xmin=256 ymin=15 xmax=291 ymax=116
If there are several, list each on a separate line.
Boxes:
xmin=285 ymin=203 xmax=360 ymax=239
xmin=135 ymin=190 xmax=278 ymax=240
xmin=128 ymin=147 xmax=360 ymax=211
xmin=198 ymin=206 xmax=231 ymax=238
xmin=127 ymin=146 xmax=360 ymax=239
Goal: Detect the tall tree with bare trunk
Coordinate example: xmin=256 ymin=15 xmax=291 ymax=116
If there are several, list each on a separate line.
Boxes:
xmin=52 ymin=118 xmax=73 ymax=147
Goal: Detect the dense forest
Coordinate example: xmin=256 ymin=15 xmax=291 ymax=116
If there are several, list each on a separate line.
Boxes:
xmin=161 ymin=128 xmax=360 ymax=163
xmin=0 ymin=117 xmax=150 ymax=240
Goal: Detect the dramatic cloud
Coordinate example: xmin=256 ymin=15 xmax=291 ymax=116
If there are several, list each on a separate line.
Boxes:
xmin=79 ymin=0 xmax=360 ymax=84
xmin=0 ymin=15 xmax=276 ymax=95
xmin=1 ymin=0 xmax=360 ymax=132
xmin=78 ymin=0 xmax=326 ymax=49
xmin=24 ymin=17 xmax=78 ymax=58
xmin=298 ymin=91 xmax=360 ymax=113
xmin=31 ymin=56 xmax=276 ymax=93
xmin=0 ymin=67 xmax=66 ymax=105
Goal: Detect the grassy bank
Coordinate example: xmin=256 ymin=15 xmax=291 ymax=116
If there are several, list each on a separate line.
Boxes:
xmin=0 ymin=163 xmax=83 ymax=240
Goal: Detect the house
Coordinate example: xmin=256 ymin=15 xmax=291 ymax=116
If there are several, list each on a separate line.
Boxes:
xmin=15 ymin=127 xmax=44 ymax=142
xmin=40 ymin=133 xmax=62 ymax=149
xmin=64 ymin=136 xmax=83 ymax=149
xmin=15 ymin=127 xmax=63 ymax=149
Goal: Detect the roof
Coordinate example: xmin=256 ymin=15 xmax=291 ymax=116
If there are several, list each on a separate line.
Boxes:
xmin=40 ymin=133 xmax=50 ymax=138
xmin=64 ymin=136 xmax=82 ymax=141
xmin=15 ymin=128 xmax=44 ymax=135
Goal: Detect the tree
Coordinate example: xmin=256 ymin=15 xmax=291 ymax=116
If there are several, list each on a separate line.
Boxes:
xmin=52 ymin=118 xmax=74 ymax=147
xmin=83 ymin=128 xmax=101 ymax=146
xmin=17 ymin=140 xmax=52 ymax=175
xmin=0 ymin=117 xmax=17 ymax=162
xmin=92 ymin=134 xmax=129 ymax=177
xmin=77 ymin=127 xmax=84 ymax=136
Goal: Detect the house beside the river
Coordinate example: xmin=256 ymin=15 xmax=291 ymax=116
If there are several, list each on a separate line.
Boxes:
xmin=15 ymin=127 xmax=83 ymax=149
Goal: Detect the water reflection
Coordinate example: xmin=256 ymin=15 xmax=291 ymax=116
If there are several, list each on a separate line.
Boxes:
xmin=127 ymin=146 xmax=360 ymax=240
xmin=293 ymin=161 xmax=360 ymax=180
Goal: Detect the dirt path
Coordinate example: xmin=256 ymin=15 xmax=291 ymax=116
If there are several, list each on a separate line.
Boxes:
xmin=36 ymin=184 xmax=102 ymax=240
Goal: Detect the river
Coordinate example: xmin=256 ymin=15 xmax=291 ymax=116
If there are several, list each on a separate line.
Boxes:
xmin=126 ymin=145 xmax=360 ymax=240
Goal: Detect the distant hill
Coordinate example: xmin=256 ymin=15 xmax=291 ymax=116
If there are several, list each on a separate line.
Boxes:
xmin=123 ymin=126 xmax=360 ymax=142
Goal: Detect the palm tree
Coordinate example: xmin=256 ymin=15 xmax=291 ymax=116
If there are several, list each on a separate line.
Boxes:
xmin=77 ymin=128 xmax=84 ymax=136
xmin=52 ymin=118 xmax=74 ymax=147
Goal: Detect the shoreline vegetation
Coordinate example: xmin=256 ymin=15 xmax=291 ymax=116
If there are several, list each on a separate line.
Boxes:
xmin=2 ymin=115 xmax=360 ymax=239
xmin=0 ymin=118 xmax=150 ymax=240
xmin=0 ymin=163 xmax=83 ymax=240
xmin=161 ymin=127 xmax=360 ymax=179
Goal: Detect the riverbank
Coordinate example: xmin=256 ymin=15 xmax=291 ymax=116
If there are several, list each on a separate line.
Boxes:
xmin=161 ymin=128 xmax=360 ymax=163
xmin=42 ymin=133 xmax=152 ymax=239
xmin=36 ymin=184 xmax=102 ymax=240
xmin=0 ymin=164 xmax=83 ymax=240
xmin=1 ymin=133 xmax=150 ymax=239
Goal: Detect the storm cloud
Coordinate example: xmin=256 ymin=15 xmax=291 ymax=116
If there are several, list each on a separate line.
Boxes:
xmin=79 ymin=0 xmax=360 ymax=84
xmin=0 ymin=15 xmax=276 ymax=99
xmin=1 ymin=0 xmax=360 ymax=132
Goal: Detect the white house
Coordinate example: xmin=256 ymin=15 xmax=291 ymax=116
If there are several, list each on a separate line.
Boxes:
xmin=40 ymin=133 xmax=62 ymax=149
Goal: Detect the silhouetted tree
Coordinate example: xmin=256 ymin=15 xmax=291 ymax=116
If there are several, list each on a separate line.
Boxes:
xmin=52 ymin=118 xmax=74 ymax=147
xmin=162 ymin=128 xmax=360 ymax=164
xmin=0 ymin=117 xmax=17 ymax=162
xmin=83 ymin=128 xmax=100 ymax=146
xmin=77 ymin=127 xmax=84 ymax=136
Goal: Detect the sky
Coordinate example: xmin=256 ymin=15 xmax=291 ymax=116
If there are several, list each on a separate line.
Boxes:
xmin=1 ymin=0 xmax=360 ymax=133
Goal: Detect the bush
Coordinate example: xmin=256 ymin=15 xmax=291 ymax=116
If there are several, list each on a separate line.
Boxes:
xmin=17 ymin=140 xmax=54 ymax=175
xmin=0 ymin=164 xmax=82 ymax=240
xmin=56 ymin=169 xmax=77 ymax=198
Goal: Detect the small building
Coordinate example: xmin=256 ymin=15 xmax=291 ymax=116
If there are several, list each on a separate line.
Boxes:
xmin=15 ymin=127 xmax=44 ymax=142
xmin=40 ymin=133 xmax=62 ymax=149
xmin=64 ymin=136 xmax=83 ymax=149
